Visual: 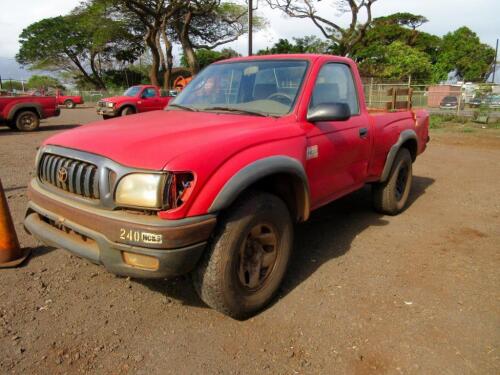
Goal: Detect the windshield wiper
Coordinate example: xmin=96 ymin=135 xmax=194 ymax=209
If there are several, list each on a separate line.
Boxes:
xmin=202 ymin=106 xmax=272 ymax=117
xmin=168 ymin=103 xmax=198 ymax=112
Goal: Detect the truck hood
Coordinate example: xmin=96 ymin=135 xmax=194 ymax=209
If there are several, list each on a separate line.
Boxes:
xmin=100 ymin=96 xmax=130 ymax=103
xmin=44 ymin=110 xmax=300 ymax=170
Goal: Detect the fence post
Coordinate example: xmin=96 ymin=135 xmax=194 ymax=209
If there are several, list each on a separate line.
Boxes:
xmin=368 ymin=77 xmax=374 ymax=108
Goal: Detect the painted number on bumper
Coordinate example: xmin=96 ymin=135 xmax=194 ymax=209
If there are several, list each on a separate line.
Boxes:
xmin=119 ymin=229 xmax=163 ymax=245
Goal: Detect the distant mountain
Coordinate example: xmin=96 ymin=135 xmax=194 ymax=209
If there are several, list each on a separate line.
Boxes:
xmin=0 ymin=56 xmax=31 ymax=81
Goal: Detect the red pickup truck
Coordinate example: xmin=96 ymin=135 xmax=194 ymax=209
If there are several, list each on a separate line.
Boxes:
xmin=24 ymin=54 xmax=429 ymax=318
xmin=96 ymin=85 xmax=172 ymax=119
xmin=55 ymin=90 xmax=84 ymax=109
xmin=0 ymin=95 xmax=60 ymax=131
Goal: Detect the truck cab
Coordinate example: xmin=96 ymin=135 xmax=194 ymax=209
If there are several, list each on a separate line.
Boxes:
xmin=25 ymin=54 xmax=429 ymax=318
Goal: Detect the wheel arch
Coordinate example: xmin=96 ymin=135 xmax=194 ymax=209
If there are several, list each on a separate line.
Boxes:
xmin=208 ymin=156 xmax=310 ymax=222
xmin=118 ymin=103 xmax=137 ymax=113
xmin=380 ymin=129 xmax=418 ymax=182
xmin=7 ymin=104 xmax=42 ymax=121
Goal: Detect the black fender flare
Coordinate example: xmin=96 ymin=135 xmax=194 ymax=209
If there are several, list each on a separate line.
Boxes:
xmin=208 ymin=156 xmax=311 ymax=221
xmin=380 ymin=129 xmax=418 ymax=182
xmin=7 ymin=103 xmax=43 ymax=121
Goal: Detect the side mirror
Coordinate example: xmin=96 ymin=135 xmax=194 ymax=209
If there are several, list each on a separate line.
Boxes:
xmin=307 ymin=103 xmax=351 ymax=122
xmin=141 ymin=92 xmax=149 ymax=99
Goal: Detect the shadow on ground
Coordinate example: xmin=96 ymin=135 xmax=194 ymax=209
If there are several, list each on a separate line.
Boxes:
xmin=139 ymin=175 xmax=435 ymax=310
xmin=0 ymin=124 xmax=80 ymax=135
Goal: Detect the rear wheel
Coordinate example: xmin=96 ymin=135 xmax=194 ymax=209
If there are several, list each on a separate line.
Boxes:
xmin=15 ymin=110 xmax=40 ymax=131
xmin=372 ymin=148 xmax=413 ymax=215
xmin=193 ymin=192 xmax=293 ymax=319
xmin=120 ymin=106 xmax=135 ymax=116
xmin=64 ymin=99 xmax=75 ymax=109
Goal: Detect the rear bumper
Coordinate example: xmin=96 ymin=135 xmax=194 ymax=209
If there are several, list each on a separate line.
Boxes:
xmin=24 ymin=180 xmax=216 ymax=278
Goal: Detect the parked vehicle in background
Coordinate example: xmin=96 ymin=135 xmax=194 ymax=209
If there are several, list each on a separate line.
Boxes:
xmin=0 ymin=95 xmax=60 ymax=131
xmin=96 ymin=85 xmax=173 ymax=119
xmin=55 ymin=89 xmax=84 ymax=109
xmin=25 ymin=54 xmax=429 ymax=318
xmin=483 ymin=94 xmax=500 ymax=109
xmin=468 ymin=97 xmax=482 ymax=108
xmin=440 ymin=95 xmax=464 ymax=109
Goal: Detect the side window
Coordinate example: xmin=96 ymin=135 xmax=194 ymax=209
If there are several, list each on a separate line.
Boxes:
xmin=310 ymin=63 xmax=359 ymax=115
xmin=143 ymin=88 xmax=157 ymax=98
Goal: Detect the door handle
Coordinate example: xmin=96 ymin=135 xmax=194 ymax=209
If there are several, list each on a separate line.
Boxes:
xmin=359 ymin=127 xmax=369 ymax=138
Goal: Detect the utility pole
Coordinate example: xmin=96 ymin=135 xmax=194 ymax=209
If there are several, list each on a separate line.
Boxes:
xmin=492 ymin=38 xmax=498 ymax=84
xmin=248 ymin=0 xmax=253 ymax=56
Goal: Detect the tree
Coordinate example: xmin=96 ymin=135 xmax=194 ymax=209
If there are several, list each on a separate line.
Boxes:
xmin=16 ymin=3 xmax=144 ymax=89
xmin=181 ymin=47 xmax=240 ymax=69
xmin=116 ymin=0 xmax=176 ymax=87
xmin=257 ymin=35 xmax=331 ymax=55
xmin=432 ymin=27 xmax=495 ymax=82
xmin=26 ymin=75 xmax=64 ymax=90
xmin=16 ymin=16 xmax=101 ymax=87
xmin=171 ymin=1 xmax=260 ymax=74
xmin=351 ymin=12 xmax=440 ymax=77
xmin=381 ymin=41 xmax=432 ymax=80
xmin=266 ymin=0 xmax=379 ymax=56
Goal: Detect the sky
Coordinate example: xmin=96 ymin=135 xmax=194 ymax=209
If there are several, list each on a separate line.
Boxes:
xmin=0 ymin=0 xmax=499 ymax=79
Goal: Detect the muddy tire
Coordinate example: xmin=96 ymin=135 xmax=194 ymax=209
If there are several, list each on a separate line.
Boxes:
xmin=15 ymin=110 xmax=40 ymax=131
xmin=120 ymin=106 xmax=135 ymax=116
xmin=373 ymin=148 xmax=413 ymax=215
xmin=64 ymin=100 xmax=75 ymax=109
xmin=193 ymin=192 xmax=293 ymax=319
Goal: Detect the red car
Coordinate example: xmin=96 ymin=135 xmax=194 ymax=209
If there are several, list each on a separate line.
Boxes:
xmin=96 ymin=85 xmax=173 ymax=119
xmin=0 ymin=95 xmax=60 ymax=131
xmin=25 ymin=54 xmax=429 ymax=318
xmin=55 ymin=89 xmax=84 ymax=109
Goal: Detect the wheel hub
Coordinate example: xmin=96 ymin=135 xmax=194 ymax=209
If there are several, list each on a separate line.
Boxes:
xmin=238 ymin=223 xmax=278 ymax=291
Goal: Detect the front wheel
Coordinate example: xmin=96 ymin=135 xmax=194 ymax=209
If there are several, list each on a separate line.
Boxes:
xmin=120 ymin=106 xmax=135 ymax=116
xmin=15 ymin=110 xmax=40 ymax=131
xmin=372 ymin=148 xmax=413 ymax=215
xmin=64 ymin=100 xmax=75 ymax=109
xmin=193 ymin=192 xmax=293 ymax=319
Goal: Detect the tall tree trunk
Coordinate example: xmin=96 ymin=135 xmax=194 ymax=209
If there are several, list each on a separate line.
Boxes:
xmin=160 ymin=26 xmax=174 ymax=89
xmin=145 ymin=29 xmax=161 ymax=87
xmin=175 ymin=12 xmax=199 ymax=74
xmin=90 ymin=52 xmax=107 ymax=90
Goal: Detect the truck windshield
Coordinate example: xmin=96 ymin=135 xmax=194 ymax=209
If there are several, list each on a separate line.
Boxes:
xmin=123 ymin=86 xmax=141 ymax=97
xmin=169 ymin=60 xmax=308 ymax=116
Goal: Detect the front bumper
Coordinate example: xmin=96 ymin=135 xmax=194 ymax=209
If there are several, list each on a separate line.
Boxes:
xmin=24 ymin=180 xmax=216 ymax=278
xmin=97 ymin=107 xmax=117 ymax=116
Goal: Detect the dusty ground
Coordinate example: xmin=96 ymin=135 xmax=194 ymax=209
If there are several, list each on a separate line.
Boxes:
xmin=1 ymin=108 xmax=499 ymax=375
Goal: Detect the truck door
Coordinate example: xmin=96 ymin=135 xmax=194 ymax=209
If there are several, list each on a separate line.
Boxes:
xmin=305 ymin=63 xmax=372 ymax=208
xmin=139 ymin=87 xmax=162 ymax=111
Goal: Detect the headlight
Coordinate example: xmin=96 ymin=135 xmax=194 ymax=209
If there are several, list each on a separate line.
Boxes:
xmin=106 ymin=102 xmax=114 ymax=108
xmin=115 ymin=173 xmax=167 ymax=209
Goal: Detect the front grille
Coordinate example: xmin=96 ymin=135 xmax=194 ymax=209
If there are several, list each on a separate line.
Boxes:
xmin=38 ymin=153 xmax=100 ymax=199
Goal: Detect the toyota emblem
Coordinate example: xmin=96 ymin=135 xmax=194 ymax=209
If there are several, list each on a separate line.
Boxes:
xmin=57 ymin=166 xmax=68 ymax=184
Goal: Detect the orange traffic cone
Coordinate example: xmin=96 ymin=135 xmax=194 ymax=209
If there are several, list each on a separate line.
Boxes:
xmin=0 ymin=178 xmax=30 ymax=268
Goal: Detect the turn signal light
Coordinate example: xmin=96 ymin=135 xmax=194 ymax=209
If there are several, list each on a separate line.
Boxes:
xmin=122 ymin=252 xmax=159 ymax=270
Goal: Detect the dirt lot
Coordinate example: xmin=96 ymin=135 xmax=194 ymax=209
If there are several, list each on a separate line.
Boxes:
xmin=1 ymin=108 xmax=499 ymax=375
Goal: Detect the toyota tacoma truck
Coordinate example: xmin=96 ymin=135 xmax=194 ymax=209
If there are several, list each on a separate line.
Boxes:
xmin=55 ymin=89 xmax=84 ymax=109
xmin=96 ymin=85 xmax=173 ymax=119
xmin=0 ymin=95 xmax=60 ymax=131
xmin=24 ymin=55 xmax=429 ymax=318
